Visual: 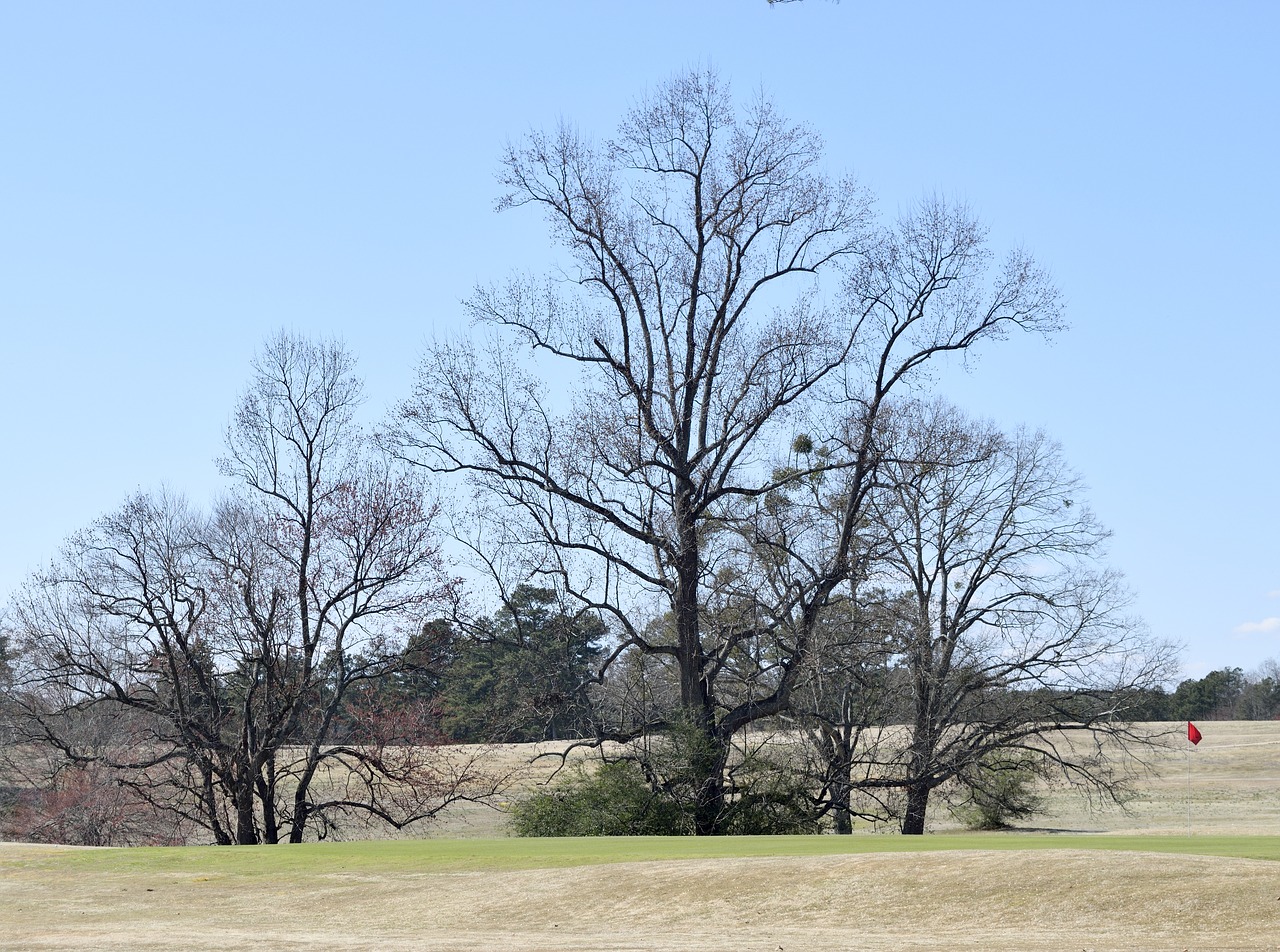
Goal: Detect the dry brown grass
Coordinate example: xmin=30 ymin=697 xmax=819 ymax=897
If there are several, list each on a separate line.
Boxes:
xmin=1029 ymin=720 xmax=1280 ymax=836
xmin=1 ymin=847 xmax=1276 ymax=951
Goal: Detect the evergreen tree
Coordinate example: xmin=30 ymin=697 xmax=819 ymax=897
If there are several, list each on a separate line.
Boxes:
xmin=440 ymin=587 xmax=604 ymax=742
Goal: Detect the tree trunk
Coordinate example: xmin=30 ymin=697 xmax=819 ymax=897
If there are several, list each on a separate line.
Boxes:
xmin=817 ymin=726 xmax=855 ymax=834
xmin=901 ymin=781 xmax=930 ymax=835
xmin=830 ymin=736 xmax=854 ymax=835
xmin=903 ymin=629 xmax=936 ymax=837
xmin=672 ymin=482 xmax=728 ymax=835
xmin=691 ymin=727 xmax=728 ymax=836
xmin=233 ymin=777 xmax=259 ymax=845
xmin=199 ymin=761 xmax=233 ymax=845
xmin=255 ymin=758 xmax=279 ymax=844
xmin=289 ymin=767 xmax=314 ymax=844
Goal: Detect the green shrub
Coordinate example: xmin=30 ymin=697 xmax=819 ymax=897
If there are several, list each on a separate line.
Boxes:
xmin=951 ymin=753 xmax=1048 ymax=831
xmin=720 ymin=762 xmax=822 ymax=835
xmin=511 ymin=751 xmax=824 ymax=837
xmin=510 ymin=760 xmax=691 ymax=836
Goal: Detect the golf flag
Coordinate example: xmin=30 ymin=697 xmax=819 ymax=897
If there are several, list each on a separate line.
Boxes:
xmin=1188 ymin=721 xmax=1202 ymax=745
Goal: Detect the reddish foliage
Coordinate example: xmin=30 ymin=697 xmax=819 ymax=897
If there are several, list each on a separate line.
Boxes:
xmin=2 ymin=764 xmax=184 ymax=847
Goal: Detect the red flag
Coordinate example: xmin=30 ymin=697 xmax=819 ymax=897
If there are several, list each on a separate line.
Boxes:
xmin=1188 ymin=721 xmax=1202 ymax=745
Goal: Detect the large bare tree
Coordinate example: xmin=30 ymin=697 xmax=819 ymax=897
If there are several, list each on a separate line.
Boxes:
xmin=6 ymin=334 xmax=496 ymax=844
xmin=861 ymin=400 xmax=1174 ymax=833
xmin=390 ymin=70 xmax=1063 ymax=834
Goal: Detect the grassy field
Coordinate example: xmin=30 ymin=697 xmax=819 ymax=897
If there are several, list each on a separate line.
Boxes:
xmin=2 ymin=721 xmax=1279 ymax=950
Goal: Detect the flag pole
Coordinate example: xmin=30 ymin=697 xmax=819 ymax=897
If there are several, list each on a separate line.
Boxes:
xmin=1184 ymin=721 xmax=1201 ymax=838
xmin=1185 ymin=741 xmax=1191 ymax=838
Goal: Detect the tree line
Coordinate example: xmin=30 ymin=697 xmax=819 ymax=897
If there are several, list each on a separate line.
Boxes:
xmin=1123 ymin=665 xmax=1280 ymax=722
xmin=0 ymin=69 xmax=1208 ymax=844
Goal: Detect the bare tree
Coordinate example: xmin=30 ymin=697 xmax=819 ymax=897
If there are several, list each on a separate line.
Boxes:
xmin=859 ymin=400 xmax=1175 ymax=834
xmin=784 ymin=590 xmax=910 ymax=833
xmin=5 ymin=334 xmax=498 ymax=844
xmin=1237 ymin=659 xmax=1280 ymax=720
xmin=0 ymin=631 xmax=24 ymax=830
xmin=389 ymin=70 xmax=1062 ymax=834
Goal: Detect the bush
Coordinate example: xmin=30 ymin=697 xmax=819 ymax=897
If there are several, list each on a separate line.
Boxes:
xmin=950 ymin=753 xmax=1048 ymax=831
xmin=719 ymin=761 xmax=822 ymax=835
xmin=0 ymin=764 xmax=184 ymax=846
xmin=510 ymin=760 xmax=691 ymax=836
xmin=511 ymin=751 xmax=825 ymax=837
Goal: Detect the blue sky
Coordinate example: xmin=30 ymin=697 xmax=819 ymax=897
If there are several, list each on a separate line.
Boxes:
xmin=1 ymin=2 xmax=1276 ymax=680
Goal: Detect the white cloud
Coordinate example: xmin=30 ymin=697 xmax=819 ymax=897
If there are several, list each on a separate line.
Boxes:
xmin=1268 ymin=589 xmax=1280 ymax=599
xmin=1235 ymin=617 xmax=1280 ymax=634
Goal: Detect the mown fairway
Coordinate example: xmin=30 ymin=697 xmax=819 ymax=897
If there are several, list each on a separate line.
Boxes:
xmin=2 ymin=722 xmax=1278 ymax=951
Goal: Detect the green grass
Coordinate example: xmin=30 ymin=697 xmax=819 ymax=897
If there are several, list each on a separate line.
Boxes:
xmin=8 ymin=832 xmax=1277 ymax=881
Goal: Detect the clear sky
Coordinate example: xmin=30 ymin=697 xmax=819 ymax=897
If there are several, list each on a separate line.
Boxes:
xmin=1 ymin=2 xmax=1276 ymax=681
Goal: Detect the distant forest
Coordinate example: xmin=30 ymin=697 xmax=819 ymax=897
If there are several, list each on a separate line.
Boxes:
xmin=1121 ymin=664 xmax=1280 ymax=723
